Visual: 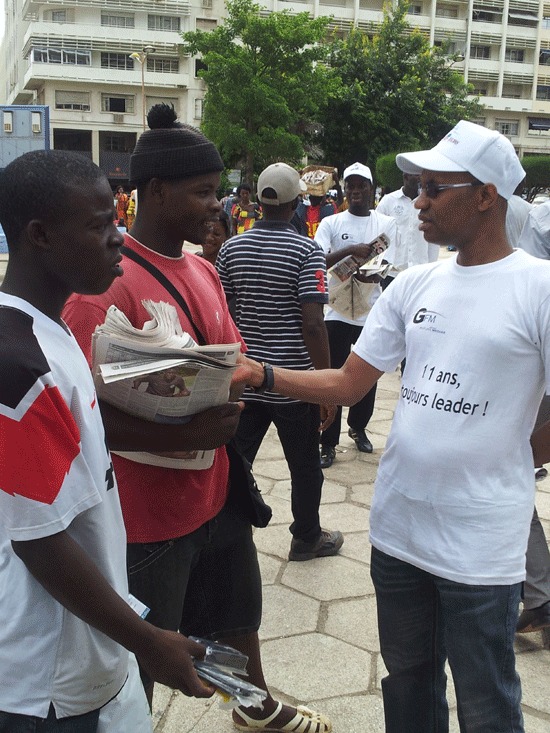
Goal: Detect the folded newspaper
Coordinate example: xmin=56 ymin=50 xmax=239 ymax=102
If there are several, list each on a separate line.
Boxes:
xmin=92 ymin=300 xmax=241 ymax=470
xmin=328 ymin=233 xmax=390 ymax=283
xmin=190 ymin=637 xmax=267 ymax=710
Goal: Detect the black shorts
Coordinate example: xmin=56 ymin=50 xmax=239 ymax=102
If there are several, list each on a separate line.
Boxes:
xmin=127 ymin=502 xmax=262 ymax=644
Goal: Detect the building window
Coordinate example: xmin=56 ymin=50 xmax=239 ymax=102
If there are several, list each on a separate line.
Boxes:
xmin=32 ymin=47 xmax=90 ymax=65
xmin=508 ymin=12 xmax=538 ymax=27
xmin=148 ymin=15 xmax=181 ymax=32
xmin=194 ymin=98 xmax=204 ymax=119
xmin=196 ymin=18 xmax=217 ymax=31
xmin=504 ymin=48 xmax=524 ymax=63
xmin=470 ymin=45 xmax=490 ymax=60
xmin=472 ymin=10 xmax=501 ymax=23
xmin=103 ymin=134 xmax=134 ymax=152
xmin=540 ymin=50 xmax=550 ymax=66
xmin=101 ymin=53 xmax=135 ymax=70
xmin=101 ymin=14 xmax=135 ymax=28
xmin=51 ymin=10 xmax=67 ymax=23
xmin=502 ymin=85 xmax=522 ymax=99
xmin=529 ymin=118 xmax=550 ymax=132
xmin=471 ymin=88 xmax=487 ymax=96
xmin=55 ymin=90 xmax=91 ymax=111
xmin=147 ymin=57 xmax=179 ymax=73
xmin=195 ymin=59 xmax=208 ymax=77
xmin=101 ymin=94 xmax=135 ymax=114
xmin=543 ymin=17 xmax=550 ymax=30
xmin=408 ymin=4 xmax=422 ymax=15
xmin=536 ymin=85 xmax=550 ymax=101
xmin=495 ymin=120 xmax=519 ymax=137
xmin=436 ymin=6 xmax=458 ymax=19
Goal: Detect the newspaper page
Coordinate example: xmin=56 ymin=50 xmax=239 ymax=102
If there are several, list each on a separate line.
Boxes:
xmin=329 ymin=250 xmax=394 ymax=320
xmin=92 ymin=300 xmax=241 ymax=470
xmin=329 ymin=233 xmax=389 ymax=283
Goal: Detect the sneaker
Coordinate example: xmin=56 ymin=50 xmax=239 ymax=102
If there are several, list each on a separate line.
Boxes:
xmin=320 ymin=446 xmax=336 ymax=469
xmin=348 ymin=428 xmax=373 ymax=453
xmin=516 ymin=601 xmax=550 ymax=633
xmin=289 ymin=529 xmax=344 ymax=561
xmin=535 ymin=467 xmax=548 ymax=482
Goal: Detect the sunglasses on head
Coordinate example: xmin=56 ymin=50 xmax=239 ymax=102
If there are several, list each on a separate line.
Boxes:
xmin=418 ymin=181 xmax=484 ymax=199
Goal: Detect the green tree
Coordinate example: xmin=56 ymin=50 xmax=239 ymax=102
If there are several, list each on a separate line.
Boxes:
xmin=522 ymin=155 xmax=550 ymax=202
xmin=181 ymin=0 xmax=334 ymax=182
xmin=375 ymin=151 xmax=404 ymax=191
xmin=319 ymin=0 xmax=481 ymax=172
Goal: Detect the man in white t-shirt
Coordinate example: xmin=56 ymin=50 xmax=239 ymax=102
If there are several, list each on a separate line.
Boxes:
xmin=315 ymin=163 xmax=396 ymax=468
xmin=0 ymin=151 xmax=212 ymax=732
xmin=240 ymin=121 xmax=550 ymax=733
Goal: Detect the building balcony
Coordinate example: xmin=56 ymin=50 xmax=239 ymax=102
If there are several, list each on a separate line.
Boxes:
xmin=474 ymin=96 xmax=533 ymax=112
xmin=23 ymin=0 xmax=191 ymax=20
xmin=23 ymin=23 xmax=182 ymax=57
xmin=23 ymin=61 xmax=190 ymax=91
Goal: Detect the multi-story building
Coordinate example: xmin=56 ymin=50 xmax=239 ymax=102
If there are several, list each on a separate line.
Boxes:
xmin=264 ymin=0 xmax=550 ymax=158
xmin=0 ymin=1 xmax=549 ymax=185
xmin=0 ymin=0 xmax=219 ymax=184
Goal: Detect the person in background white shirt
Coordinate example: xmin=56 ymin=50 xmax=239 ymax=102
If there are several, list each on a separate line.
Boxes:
xmin=315 ymin=162 xmax=397 ymax=468
xmin=376 ymin=172 xmax=439 ymax=288
xmin=505 ymin=180 xmax=532 ymax=248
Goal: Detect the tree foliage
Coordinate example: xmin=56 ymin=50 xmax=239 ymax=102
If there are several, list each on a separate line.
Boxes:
xmin=181 ymin=0 xmax=334 ymax=182
xmin=522 ymin=155 xmax=550 ymax=202
xmin=319 ymin=0 xmax=482 ymax=172
xmin=375 ymin=151 xmax=404 ymax=191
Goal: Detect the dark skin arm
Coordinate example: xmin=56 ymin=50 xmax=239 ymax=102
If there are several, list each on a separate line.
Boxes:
xmin=300 ymin=301 xmax=335 ymax=431
xmin=325 ymin=242 xmax=377 ymax=269
xmin=234 ymin=351 xmax=383 ymax=408
xmin=530 ymin=420 xmax=550 ymax=468
xmin=99 ymin=399 xmax=244 ymax=452
xmin=12 ymin=531 xmax=213 ymax=698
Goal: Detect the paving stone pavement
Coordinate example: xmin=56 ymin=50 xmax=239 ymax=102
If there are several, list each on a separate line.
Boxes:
xmin=152 ymin=370 xmax=550 ymax=733
xmin=2 ymin=241 xmax=546 ymax=731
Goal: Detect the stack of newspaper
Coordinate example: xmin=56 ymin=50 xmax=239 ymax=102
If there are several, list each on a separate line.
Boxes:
xmin=190 ymin=637 xmax=267 ymax=710
xmin=328 ymin=233 xmax=400 ymax=320
xmin=92 ymin=300 xmax=241 ymax=469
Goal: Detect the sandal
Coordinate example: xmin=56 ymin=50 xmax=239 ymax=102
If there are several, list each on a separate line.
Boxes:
xmin=234 ymin=701 xmax=332 ymax=733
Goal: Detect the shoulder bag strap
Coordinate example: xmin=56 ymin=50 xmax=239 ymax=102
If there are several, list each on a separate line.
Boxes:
xmin=120 ymin=244 xmax=207 ymax=346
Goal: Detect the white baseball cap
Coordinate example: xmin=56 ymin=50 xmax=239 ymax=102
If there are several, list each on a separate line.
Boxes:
xmin=396 ymin=120 xmax=525 ymax=200
xmin=257 ymin=163 xmax=307 ymax=205
xmin=343 ymin=162 xmax=373 ymax=183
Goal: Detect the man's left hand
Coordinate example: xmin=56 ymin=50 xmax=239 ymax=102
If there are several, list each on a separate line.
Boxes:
xmin=320 ymin=404 xmax=336 ymax=432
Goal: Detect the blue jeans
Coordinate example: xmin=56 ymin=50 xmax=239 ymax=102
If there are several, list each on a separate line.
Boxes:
xmin=370 ymin=547 xmax=524 ymax=733
xmin=0 ymin=705 xmax=99 ymax=733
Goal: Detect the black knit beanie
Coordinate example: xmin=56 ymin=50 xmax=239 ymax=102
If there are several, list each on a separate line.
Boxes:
xmin=130 ymin=104 xmax=224 ymax=184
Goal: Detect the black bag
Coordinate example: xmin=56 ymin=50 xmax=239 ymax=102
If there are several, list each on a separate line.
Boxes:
xmin=226 ymin=441 xmax=272 ymax=528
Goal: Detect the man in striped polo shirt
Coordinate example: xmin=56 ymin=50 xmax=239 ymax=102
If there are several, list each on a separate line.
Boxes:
xmin=217 ymin=163 xmax=344 ymax=562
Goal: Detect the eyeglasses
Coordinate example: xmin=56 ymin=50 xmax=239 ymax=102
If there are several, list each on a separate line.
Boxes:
xmin=418 ymin=182 xmax=483 ymax=199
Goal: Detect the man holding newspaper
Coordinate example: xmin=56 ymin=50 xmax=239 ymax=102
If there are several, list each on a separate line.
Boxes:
xmin=64 ymin=104 xmax=332 ymax=733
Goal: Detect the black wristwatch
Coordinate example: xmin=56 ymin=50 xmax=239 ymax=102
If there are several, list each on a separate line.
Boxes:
xmin=253 ymin=362 xmax=274 ymax=393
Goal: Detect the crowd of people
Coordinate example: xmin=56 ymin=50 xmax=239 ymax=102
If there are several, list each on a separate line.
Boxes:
xmin=0 ymin=104 xmax=548 ymax=733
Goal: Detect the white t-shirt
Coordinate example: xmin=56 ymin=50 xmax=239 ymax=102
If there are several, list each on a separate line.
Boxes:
xmin=376 ymin=188 xmax=439 ymax=268
xmin=505 ymin=194 xmax=533 ymax=248
xmin=315 ymin=209 xmax=397 ymax=326
xmin=518 ymin=200 xmax=550 ymax=259
xmin=353 ymin=250 xmax=550 ymax=585
xmin=0 ymin=293 xmax=129 ymax=718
